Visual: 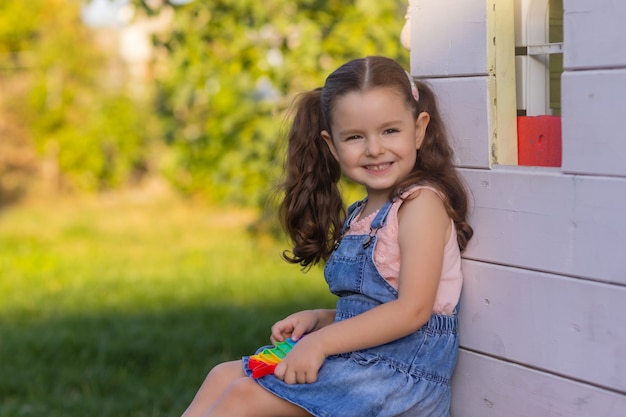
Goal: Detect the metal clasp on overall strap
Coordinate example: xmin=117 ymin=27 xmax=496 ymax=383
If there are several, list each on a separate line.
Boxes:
xmin=362 ymin=227 xmax=379 ymax=249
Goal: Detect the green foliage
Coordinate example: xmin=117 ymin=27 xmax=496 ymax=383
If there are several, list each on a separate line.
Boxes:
xmin=0 ymin=0 xmax=44 ymax=54
xmin=32 ymin=91 xmax=152 ymax=190
xmin=1 ymin=0 xmax=154 ymax=194
xmin=145 ymin=0 xmax=408 ymax=205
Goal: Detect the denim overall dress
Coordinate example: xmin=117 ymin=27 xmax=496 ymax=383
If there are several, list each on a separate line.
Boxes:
xmin=243 ymin=198 xmax=459 ymax=417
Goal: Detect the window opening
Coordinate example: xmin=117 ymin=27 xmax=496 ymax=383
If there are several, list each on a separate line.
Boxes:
xmin=514 ymin=0 xmax=563 ymax=167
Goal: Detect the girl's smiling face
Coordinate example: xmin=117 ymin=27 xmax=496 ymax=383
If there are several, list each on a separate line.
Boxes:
xmin=322 ymin=87 xmax=430 ymax=210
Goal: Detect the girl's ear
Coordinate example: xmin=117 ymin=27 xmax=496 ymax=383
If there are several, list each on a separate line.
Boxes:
xmin=321 ymin=130 xmax=339 ymax=160
xmin=414 ymin=112 xmax=430 ymax=150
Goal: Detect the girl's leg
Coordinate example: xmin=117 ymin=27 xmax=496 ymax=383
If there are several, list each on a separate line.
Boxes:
xmin=181 ymin=360 xmax=245 ymax=417
xmin=205 ymin=376 xmax=313 ymax=417
xmin=181 ymin=360 xmax=312 ymax=417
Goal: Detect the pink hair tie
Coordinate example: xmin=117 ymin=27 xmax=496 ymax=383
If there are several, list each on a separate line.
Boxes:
xmin=405 ymin=70 xmax=419 ymax=102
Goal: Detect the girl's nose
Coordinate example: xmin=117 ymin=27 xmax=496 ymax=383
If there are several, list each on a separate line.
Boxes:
xmin=365 ymin=136 xmax=383 ymax=156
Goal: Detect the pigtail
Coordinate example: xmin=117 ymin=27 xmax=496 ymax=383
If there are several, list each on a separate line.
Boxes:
xmin=279 ymin=89 xmax=344 ymax=268
xmin=393 ymin=80 xmax=474 ymax=252
xmin=416 ymin=82 xmax=473 ymax=251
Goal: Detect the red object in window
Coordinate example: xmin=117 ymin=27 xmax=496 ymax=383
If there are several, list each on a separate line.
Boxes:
xmin=517 ymin=116 xmax=562 ymax=167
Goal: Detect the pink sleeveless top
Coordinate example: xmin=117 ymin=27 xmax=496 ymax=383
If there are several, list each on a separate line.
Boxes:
xmin=344 ymin=186 xmax=462 ymax=315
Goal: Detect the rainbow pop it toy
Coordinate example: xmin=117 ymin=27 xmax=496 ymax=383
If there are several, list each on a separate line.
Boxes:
xmin=247 ymin=338 xmax=296 ymax=379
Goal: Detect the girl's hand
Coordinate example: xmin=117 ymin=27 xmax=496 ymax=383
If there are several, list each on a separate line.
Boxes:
xmin=270 ymin=310 xmax=320 ymax=343
xmin=273 ymin=335 xmax=326 ymax=384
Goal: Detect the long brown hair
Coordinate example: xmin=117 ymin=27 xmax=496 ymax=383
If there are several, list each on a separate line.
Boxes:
xmin=279 ymin=56 xmax=473 ymax=268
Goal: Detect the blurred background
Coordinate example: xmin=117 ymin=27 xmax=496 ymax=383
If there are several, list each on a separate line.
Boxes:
xmin=0 ymin=0 xmax=408 ymax=415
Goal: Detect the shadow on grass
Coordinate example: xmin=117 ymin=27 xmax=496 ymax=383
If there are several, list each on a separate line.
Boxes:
xmin=0 ymin=296 xmax=334 ymax=417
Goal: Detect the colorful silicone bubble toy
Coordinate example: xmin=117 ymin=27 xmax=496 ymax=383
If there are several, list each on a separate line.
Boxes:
xmin=247 ymin=338 xmax=296 ymax=379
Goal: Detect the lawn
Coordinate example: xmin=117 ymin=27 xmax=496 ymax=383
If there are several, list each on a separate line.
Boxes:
xmin=0 ymin=189 xmax=335 ymax=416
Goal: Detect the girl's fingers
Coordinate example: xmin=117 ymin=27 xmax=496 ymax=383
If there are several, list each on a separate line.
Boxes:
xmin=290 ymin=322 xmax=308 ymax=341
xmin=270 ymin=321 xmax=292 ymax=342
xmin=273 ymin=361 xmax=285 ymax=380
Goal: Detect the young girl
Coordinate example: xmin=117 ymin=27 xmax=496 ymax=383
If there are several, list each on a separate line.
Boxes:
xmin=181 ymin=56 xmax=473 ymax=417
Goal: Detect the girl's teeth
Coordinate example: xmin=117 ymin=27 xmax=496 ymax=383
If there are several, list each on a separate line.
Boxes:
xmin=369 ymin=164 xmax=390 ymax=171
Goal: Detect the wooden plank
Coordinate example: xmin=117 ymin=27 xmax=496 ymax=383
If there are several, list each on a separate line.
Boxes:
xmin=410 ymin=0 xmax=488 ymax=77
xmin=458 ymin=260 xmax=626 ymax=393
xmin=571 ymin=176 xmax=626 ymax=278
xmin=561 ymin=69 xmax=626 ymax=177
xmin=424 ymin=77 xmax=491 ymax=169
xmin=461 ymin=167 xmax=626 ymax=284
xmin=451 ymin=350 xmax=626 ymax=417
xmin=487 ymin=0 xmax=518 ymax=165
xmin=564 ymin=0 xmax=626 ymax=70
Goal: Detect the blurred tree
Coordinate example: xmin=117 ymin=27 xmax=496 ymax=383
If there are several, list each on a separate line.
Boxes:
xmin=139 ymin=0 xmax=408 ymax=206
xmin=0 ymin=0 xmax=154 ymax=199
xmin=0 ymin=0 xmax=43 ymax=203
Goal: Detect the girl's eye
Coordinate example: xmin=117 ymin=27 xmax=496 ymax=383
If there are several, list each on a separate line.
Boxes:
xmin=383 ymin=128 xmax=399 ymax=135
xmin=346 ymin=134 xmax=362 ymax=141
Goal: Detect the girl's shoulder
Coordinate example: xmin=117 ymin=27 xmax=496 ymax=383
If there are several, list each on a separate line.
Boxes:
xmin=397 ymin=185 xmax=452 ymax=240
xmin=400 ymin=184 xmax=445 ymax=202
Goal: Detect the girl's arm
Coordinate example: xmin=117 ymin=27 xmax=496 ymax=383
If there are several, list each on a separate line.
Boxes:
xmin=274 ymin=189 xmax=451 ymax=384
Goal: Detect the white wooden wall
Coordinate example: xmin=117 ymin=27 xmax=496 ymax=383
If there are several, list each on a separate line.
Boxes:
xmin=410 ymin=1 xmax=626 ymax=415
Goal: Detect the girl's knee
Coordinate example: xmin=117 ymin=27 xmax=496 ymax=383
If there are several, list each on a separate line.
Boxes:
xmin=183 ymin=362 xmax=247 ymax=417
xmin=193 ymin=361 xmax=243 ymax=400
xmin=206 ymin=360 xmax=243 ymax=385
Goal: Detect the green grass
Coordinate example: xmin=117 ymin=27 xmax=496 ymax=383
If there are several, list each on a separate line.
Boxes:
xmin=0 ymin=190 xmax=335 ymax=416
